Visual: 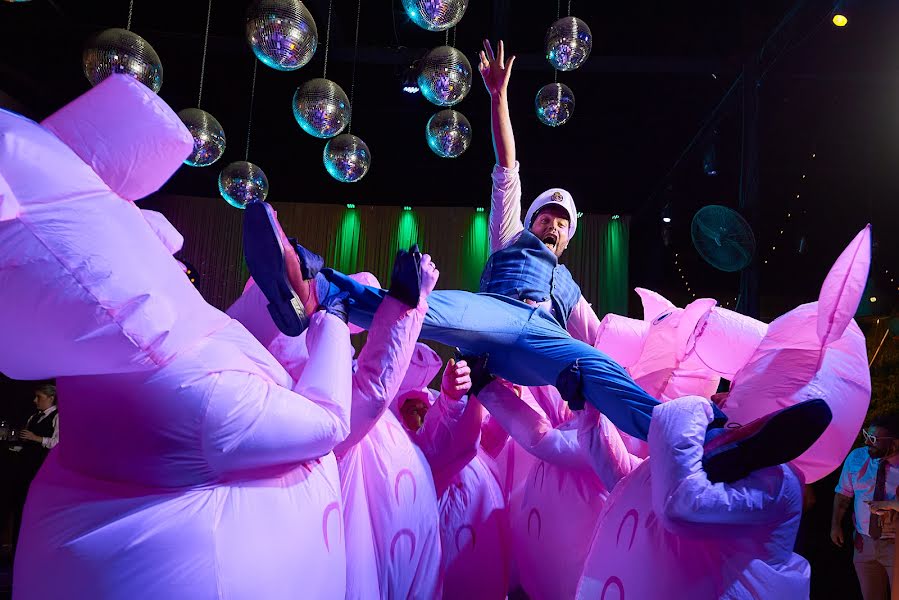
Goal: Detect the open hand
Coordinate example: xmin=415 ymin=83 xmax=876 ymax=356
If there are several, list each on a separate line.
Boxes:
xmin=478 ymin=39 xmax=515 ymax=98
xmin=830 ymin=524 xmax=844 ymax=547
xmin=19 ymin=430 xmax=42 ymax=443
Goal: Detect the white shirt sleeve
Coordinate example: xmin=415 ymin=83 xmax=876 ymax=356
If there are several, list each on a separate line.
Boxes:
xmin=42 ymin=413 xmax=59 ymax=449
xmin=566 ymin=295 xmax=603 ymax=345
xmin=490 ymin=161 xmax=525 ymax=251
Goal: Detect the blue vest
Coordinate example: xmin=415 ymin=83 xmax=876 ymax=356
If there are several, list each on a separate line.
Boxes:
xmin=479 ymin=230 xmax=582 ymax=329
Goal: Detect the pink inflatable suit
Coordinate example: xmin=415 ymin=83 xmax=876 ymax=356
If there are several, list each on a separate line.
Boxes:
xmin=0 ymin=76 xmax=353 ymax=599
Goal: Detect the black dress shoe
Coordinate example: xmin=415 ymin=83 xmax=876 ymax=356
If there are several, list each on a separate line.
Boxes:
xmin=702 ymin=399 xmax=832 ymax=484
xmin=242 ymin=201 xmax=308 ymax=336
xmin=387 ymin=244 xmax=423 ymax=308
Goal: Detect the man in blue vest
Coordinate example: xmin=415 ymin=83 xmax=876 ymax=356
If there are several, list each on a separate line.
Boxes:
xmin=477 ymin=39 xmax=596 ymax=342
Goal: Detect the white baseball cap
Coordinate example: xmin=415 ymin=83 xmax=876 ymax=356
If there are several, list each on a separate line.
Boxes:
xmin=524 ymin=188 xmax=578 ymax=239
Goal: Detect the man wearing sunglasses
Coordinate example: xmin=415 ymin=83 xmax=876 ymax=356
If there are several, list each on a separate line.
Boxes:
xmin=833 ymin=413 xmax=899 ymax=600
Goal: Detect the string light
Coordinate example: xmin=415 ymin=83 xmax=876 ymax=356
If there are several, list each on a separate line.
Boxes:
xmin=761 ymin=148 xmax=816 ymax=268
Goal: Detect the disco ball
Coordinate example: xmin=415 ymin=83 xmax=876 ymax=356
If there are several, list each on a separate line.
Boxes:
xmin=418 ymin=46 xmax=472 ymax=107
xmin=246 ymin=0 xmax=317 ymax=71
xmin=292 ymin=78 xmax=350 ymax=138
xmin=545 ymin=16 xmax=592 ymax=72
xmin=401 ymin=0 xmax=468 ymax=31
xmin=535 ymin=83 xmax=575 ymax=127
xmin=83 ymin=28 xmax=163 ymax=92
xmin=218 ymin=161 xmax=269 ymax=208
xmin=178 ymin=109 xmax=226 ymax=167
xmin=324 ymin=134 xmax=370 ymax=183
xmin=426 ymin=110 xmax=471 ymax=158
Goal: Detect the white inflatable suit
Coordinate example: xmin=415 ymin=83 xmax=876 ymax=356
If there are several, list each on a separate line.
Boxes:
xmin=0 ymin=76 xmax=353 ymax=599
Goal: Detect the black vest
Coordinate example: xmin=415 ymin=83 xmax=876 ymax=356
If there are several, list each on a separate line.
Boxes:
xmin=20 ymin=408 xmax=56 ymax=470
xmin=26 ymin=408 xmax=57 ymax=438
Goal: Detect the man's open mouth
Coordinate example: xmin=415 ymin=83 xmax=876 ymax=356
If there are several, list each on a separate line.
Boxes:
xmin=542 ymin=233 xmax=558 ymax=249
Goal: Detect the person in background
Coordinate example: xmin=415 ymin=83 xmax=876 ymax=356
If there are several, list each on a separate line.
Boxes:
xmin=18 ymin=384 xmax=59 ymax=452
xmin=832 ymin=413 xmax=899 ymax=600
xmin=8 ymin=383 xmax=58 ymax=552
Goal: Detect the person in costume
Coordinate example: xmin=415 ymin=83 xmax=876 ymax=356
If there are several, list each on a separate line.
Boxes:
xmin=0 ymin=75 xmax=354 ymax=600
xmin=575 ymin=396 xmax=830 ymax=599
xmin=228 ymin=264 xmax=444 ymax=600
xmin=397 ymin=353 xmax=510 ymax=600
xmin=574 ymin=225 xmax=873 ymax=599
xmin=475 ymin=380 xmax=608 ymax=600
xmin=478 ymin=39 xmax=600 ymax=344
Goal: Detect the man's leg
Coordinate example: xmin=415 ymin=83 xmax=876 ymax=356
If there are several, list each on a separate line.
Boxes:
xmin=326 ymin=270 xmax=658 ymax=439
xmin=854 ymin=533 xmax=890 ymax=600
xmin=512 ymin=308 xmax=659 ymax=440
xmin=324 ymin=270 xmax=531 ymax=357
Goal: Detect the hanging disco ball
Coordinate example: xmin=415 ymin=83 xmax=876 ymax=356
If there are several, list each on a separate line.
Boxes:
xmin=535 ymin=83 xmax=575 ymax=127
xmin=401 ymin=0 xmax=468 ymax=32
xmin=417 ymin=46 xmax=472 ymax=107
xmin=246 ymin=0 xmax=317 ymax=71
xmin=324 ymin=134 xmax=370 ymax=183
xmin=218 ymin=161 xmax=269 ymax=208
xmin=545 ymin=16 xmax=592 ymax=72
xmin=292 ymin=78 xmax=350 ymax=138
xmin=426 ymin=110 xmax=471 ymax=158
xmin=178 ymin=109 xmax=226 ymax=167
xmin=83 ymin=28 xmax=163 ymax=92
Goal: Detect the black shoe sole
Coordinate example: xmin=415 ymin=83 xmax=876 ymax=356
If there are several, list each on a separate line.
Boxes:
xmin=242 ymin=201 xmax=308 ymax=337
xmin=703 ymin=399 xmax=832 ymax=483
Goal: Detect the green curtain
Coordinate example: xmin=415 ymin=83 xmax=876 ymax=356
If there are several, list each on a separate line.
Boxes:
xmin=141 ymin=195 xmax=629 ymax=317
xmin=459 ymin=211 xmax=490 ymax=292
xmin=330 ymin=207 xmax=364 ymax=275
xmin=600 ymin=218 xmax=630 ymax=317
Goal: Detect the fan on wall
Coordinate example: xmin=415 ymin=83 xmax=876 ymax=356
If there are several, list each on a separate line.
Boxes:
xmin=691 ymin=205 xmax=756 ymax=272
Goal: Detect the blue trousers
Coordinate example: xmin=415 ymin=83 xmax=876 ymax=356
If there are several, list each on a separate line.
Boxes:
xmin=321 ymin=269 xmax=665 ymax=441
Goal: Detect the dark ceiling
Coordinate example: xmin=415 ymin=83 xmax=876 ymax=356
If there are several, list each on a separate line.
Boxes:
xmin=2 ymin=0 xmax=898 ymax=316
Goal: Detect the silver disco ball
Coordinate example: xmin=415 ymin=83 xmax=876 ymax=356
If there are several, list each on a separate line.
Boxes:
xmin=401 ymin=0 xmax=468 ymax=31
xmin=426 ymin=110 xmax=471 ymax=158
xmin=324 ymin=134 xmax=370 ymax=183
xmin=246 ymin=0 xmax=317 ymax=71
xmin=178 ymin=109 xmax=226 ymax=167
xmin=292 ymin=78 xmax=350 ymax=138
xmin=545 ymin=16 xmax=592 ymax=72
xmin=535 ymin=83 xmax=575 ymax=127
xmin=418 ymin=46 xmax=472 ymax=107
xmin=83 ymin=28 xmax=163 ymax=92
xmin=218 ymin=161 xmax=269 ymax=208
